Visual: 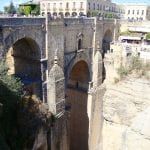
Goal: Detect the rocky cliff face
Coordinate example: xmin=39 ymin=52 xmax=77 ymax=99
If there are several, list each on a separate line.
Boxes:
xmin=102 ymin=77 xmax=150 ymax=150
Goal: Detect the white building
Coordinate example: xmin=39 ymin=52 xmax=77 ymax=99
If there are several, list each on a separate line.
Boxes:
xmin=111 ymin=35 xmax=150 ymax=62
xmin=118 ymin=3 xmax=150 ymax=21
xmin=40 ymin=0 xmax=124 ymax=17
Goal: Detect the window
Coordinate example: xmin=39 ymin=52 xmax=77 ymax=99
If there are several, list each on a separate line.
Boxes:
xmin=128 ymin=10 xmax=130 ymax=14
xmin=103 ymin=5 xmax=105 ymax=11
xmin=59 ymin=3 xmax=62 ymax=10
xmin=109 ymin=7 xmax=112 ymax=11
xmin=93 ymin=3 xmax=95 ymax=10
xmin=97 ymin=4 xmax=99 ymax=10
xmin=142 ymin=10 xmax=144 ymax=15
xmin=78 ymin=39 xmax=82 ymax=50
xmin=66 ymin=2 xmax=69 ymax=9
xmin=100 ymin=5 xmax=102 ymax=10
xmin=137 ymin=10 xmax=139 ymax=15
xmin=80 ymin=2 xmax=83 ymax=9
xmin=88 ymin=3 xmax=90 ymax=10
xmin=48 ymin=3 xmax=50 ymax=10
xmin=132 ymin=10 xmax=135 ymax=14
xmin=53 ymin=3 xmax=56 ymax=9
xmin=73 ymin=2 xmax=76 ymax=9
xmin=112 ymin=7 xmax=114 ymax=12
xmin=105 ymin=6 xmax=109 ymax=11
xmin=42 ymin=3 xmax=45 ymax=10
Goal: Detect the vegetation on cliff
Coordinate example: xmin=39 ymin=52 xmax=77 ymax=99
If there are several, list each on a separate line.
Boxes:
xmin=117 ymin=56 xmax=150 ymax=80
xmin=0 ymin=60 xmax=51 ymax=150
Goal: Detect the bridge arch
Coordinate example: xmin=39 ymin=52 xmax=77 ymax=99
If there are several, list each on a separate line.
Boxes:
xmin=6 ymin=37 xmax=42 ymax=98
xmin=66 ymin=60 xmax=90 ymax=150
xmin=102 ymin=29 xmax=113 ymax=57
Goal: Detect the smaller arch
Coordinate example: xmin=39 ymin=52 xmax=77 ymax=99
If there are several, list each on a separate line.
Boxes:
xmin=47 ymin=12 xmax=51 ymax=16
xmin=79 ymin=12 xmax=84 ymax=16
xmin=87 ymin=11 xmax=91 ymax=17
xmin=68 ymin=60 xmax=90 ymax=91
xmin=72 ymin=12 xmax=77 ymax=17
xmin=53 ymin=12 xmax=57 ymax=16
xmin=102 ymin=29 xmax=113 ymax=57
xmin=65 ymin=12 xmax=70 ymax=17
xmin=42 ymin=12 xmax=45 ymax=16
xmin=58 ymin=12 xmax=63 ymax=17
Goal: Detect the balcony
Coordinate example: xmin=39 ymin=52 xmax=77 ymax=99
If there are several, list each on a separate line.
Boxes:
xmin=65 ymin=8 xmax=70 ymax=11
xmin=53 ymin=8 xmax=57 ymax=11
xmin=59 ymin=8 xmax=63 ymax=11
xmin=79 ymin=8 xmax=84 ymax=11
xmin=72 ymin=8 xmax=76 ymax=11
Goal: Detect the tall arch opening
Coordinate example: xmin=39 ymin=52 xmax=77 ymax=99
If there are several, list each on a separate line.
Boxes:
xmin=6 ymin=37 xmax=42 ymax=98
xmin=102 ymin=29 xmax=113 ymax=58
xmin=102 ymin=30 xmax=112 ymax=82
xmin=66 ymin=60 xmax=90 ymax=150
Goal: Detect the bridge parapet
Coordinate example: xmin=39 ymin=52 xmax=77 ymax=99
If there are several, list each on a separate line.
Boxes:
xmin=0 ymin=17 xmax=45 ymax=27
xmin=64 ymin=18 xmax=94 ymax=25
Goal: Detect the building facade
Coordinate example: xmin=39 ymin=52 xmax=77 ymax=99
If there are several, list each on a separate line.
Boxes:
xmin=119 ymin=3 xmax=150 ymax=21
xmin=40 ymin=0 xmax=124 ymax=17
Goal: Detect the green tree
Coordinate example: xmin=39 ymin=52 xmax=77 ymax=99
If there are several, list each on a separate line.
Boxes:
xmin=91 ymin=10 xmax=99 ymax=16
xmin=24 ymin=6 xmax=32 ymax=15
xmin=4 ymin=1 xmax=16 ymax=14
xmin=18 ymin=3 xmax=40 ymax=15
xmin=146 ymin=32 xmax=150 ymax=40
xmin=0 ymin=59 xmax=22 ymax=95
xmin=31 ymin=4 xmax=40 ymax=15
xmin=0 ymin=59 xmax=22 ymax=149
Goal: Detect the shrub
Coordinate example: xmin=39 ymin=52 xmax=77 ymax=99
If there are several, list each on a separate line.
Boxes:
xmin=129 ymin=56 xmax=143 ymax=71
xmin=117 ymin=56 xmax=150 ymax=80
xmin=120 ymin=30 xmax=132 ymax=36
xmin=114 ymin=77 xmax=119 ymax=83
xmin=146 ymin=32 xmax=150 ymax=40
xmin=0 ymin=59 xmax=51 ymax=150
xmin=117 ymin=65 xmax=129 ymax=79
xmin=0 ymin=59 xmax=22 ymax=95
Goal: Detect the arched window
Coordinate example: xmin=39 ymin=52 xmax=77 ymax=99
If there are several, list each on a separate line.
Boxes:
xmin=78 ymin=39 xmax=82 ymax=50
xmin=77 ymin=33 xmax=83 ymax=50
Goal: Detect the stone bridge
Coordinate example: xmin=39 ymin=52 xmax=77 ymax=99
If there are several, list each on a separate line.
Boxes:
xmin=0 ymin=16 xmax=119 ymax=150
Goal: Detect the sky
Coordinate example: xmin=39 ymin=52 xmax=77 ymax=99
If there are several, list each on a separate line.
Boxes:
xmin=112 ymin=0 xmax=150 ymax=4
xmin=0 ymin=0 xmax=27 ymax=11
xmin=0 ymin=0 xmax=150 ymax=11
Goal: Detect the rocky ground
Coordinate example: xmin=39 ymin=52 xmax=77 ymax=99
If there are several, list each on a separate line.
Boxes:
xmin=102 ymin=76 xmax=150 ymax=150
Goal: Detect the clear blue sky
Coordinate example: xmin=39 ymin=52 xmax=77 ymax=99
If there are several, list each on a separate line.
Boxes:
xmin=0 ymin=0 xmax=150 ymax=11
xmin=0 ymin=0 xmax=27 ymax=11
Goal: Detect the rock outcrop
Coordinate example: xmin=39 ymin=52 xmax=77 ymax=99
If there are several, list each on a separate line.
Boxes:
xmin=103 ymin=77 xmax=150 ymax=150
